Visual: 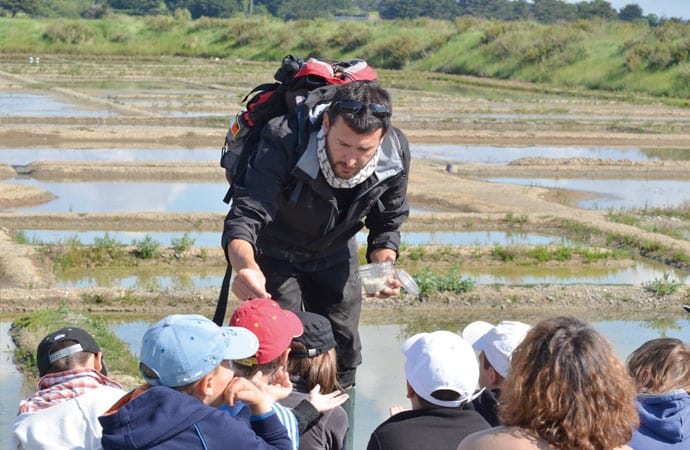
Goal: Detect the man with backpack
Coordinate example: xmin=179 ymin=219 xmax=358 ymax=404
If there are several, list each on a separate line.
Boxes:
xmin=222 ymin=79 xmax=410 ymax=388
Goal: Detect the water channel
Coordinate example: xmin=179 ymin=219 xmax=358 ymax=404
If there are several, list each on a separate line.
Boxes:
xmin=2 ymin=313 xmax=689 ymax=450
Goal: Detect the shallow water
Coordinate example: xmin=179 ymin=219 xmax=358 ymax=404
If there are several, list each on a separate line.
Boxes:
xmin=53 ymin=260 xmax=688 ymax=289
xmin=0 ymin=148 xmax=219 ymax=165
xmin=410 ymin=146 xmax=685 ymax=163
xmin=5 ymin=179 xmax=228 ymax=213
xmin=1 ymin=146 xmax=683 ymax=166
xmin=19 ymin=229 xmax=568 ymax=248
xmin=487 ymin=178 xmax=690 ymax=210
xmin=0 ymin=92 xmax=117 ymax=117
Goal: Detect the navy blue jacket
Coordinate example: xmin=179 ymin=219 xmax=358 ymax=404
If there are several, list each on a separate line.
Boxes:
xmin=629 ymin=390 xmax=690 ymax=450
xmin=99 ymin=386 xmax=292 ymax=450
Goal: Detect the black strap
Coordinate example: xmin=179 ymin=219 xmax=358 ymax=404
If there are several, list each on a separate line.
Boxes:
xmin=213 ymin=263 xmax=233 ymax=326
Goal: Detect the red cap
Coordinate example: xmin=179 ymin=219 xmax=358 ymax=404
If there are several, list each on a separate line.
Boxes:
xmin=230 ymin=298 xmax=303 ymax=364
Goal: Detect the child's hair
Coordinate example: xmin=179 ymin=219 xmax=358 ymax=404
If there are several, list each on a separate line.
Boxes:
xmin=627 ymin=337 xmax=690 ymax=394
xmin=140 ymin=362 xmax=215 ymax=396
xmin=232 ymin=356 xmax=284 ymax=379
xmin=287 ymin=341 xmax=340 ymax=393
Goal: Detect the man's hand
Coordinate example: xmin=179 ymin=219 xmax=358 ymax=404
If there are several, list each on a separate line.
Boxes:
xmin=308 ymin=384 xmax=349 ymax=412
xmin=227 ymin=239 xmax=271 ymax=300
xmin=367 ymin=248 xmax=400 ymax=298
xmin=232 ymin=267 xmax=271 ymax=300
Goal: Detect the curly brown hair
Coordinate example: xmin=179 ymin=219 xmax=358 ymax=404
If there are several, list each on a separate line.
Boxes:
xmin=499 ymin=316 xmax=638 ymax=449
xmin=627 ymin=337 xmax=690 ymax=394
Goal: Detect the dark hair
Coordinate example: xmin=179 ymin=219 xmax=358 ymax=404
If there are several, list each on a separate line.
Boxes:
xmin=43 ymin=339 xmax=94 ymax=375
xmin=328 ymin=81 xmax=391 ymax=136
xmin=287 ymin=341 xmax=340 ymax=393
xmin=500 ymin=316 xmax=638 ymax=449
xmin=627 ymin=337 xmax=690 ymax=394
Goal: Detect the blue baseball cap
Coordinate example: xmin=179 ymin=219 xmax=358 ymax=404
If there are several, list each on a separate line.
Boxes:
xmin=140 ymin=314 xmax=259 ymax=387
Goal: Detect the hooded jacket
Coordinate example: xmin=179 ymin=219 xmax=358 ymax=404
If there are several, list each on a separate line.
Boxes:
xmin=629 ymin=390 xmax=690 ymax=450
xmin=99 ymin=386 xmax=292 ymax=450
xmin=223 ymin=105 xmax=410 ymax=266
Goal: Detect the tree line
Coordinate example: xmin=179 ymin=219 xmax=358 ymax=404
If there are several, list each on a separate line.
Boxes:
xmin=1 ymin=0 xmax=685 ymax=25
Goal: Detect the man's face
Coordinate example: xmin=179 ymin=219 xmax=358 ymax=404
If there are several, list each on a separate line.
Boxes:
xmin=323 ymin=113 xmax=383 ymax=180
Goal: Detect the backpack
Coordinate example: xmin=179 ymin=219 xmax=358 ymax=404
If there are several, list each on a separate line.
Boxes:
xmin=214 ymin=55 xmax=378 ymax=326
xmin=219 ymin=54 xmax=378 ymax=204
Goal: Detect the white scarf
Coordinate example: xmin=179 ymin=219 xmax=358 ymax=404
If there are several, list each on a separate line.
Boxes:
xmin=316 ymin=128 xmax=379 ymax=189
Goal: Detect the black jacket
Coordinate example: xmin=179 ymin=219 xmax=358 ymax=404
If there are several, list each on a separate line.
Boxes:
xmin=366 ymin=407 xmax=490 ymax=450
xmin=223 ymin=109 xmax=410 ymax=266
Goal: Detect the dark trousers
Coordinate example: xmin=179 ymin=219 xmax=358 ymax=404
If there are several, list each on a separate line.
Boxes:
xmin=258 ymin=252 xmax=362 ymax=388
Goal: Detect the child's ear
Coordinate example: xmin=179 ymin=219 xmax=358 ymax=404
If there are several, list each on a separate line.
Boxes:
xmin=195 ymin=372 xmax=215 ymax=400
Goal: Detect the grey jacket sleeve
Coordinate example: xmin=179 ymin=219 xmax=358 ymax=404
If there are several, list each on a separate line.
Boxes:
xmin=365 ymin=127 xmax=411 ymax=261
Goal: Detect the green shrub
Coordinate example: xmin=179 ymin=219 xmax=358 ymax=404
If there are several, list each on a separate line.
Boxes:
xmin=413 ymin=265 xmax=475 ymax=298
xmin=492 ymin=245 xmax=514 ymax=262
xmin=171 ymin=232 xmax=195 ymax=253
xmin=43 ymin=22 xmax=94 ymax=44
xmin=144 ymin=15 xmax=177 ymax=32
xmin=133 ymin=235 xmax=160 ymax=259
xmin=643 ymin=272 xmax=683 ymax=297
xmin=363 ymin=35 xmax=419 ymax=69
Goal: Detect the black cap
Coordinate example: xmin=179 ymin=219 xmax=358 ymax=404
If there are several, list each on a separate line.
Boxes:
xmin=289 ymin=311 xmax=337 ymax=359
xmin=36 ymin=327 xmax=101 ymax=376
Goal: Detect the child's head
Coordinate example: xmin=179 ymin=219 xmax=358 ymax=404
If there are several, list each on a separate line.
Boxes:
xmin=463 ymin=320 xmax=531 ymax=389
xmin=288 ymin=311 xmax=339 ymax=393
xmin=402 ymin=331 xmax=479 ymax=409
xmin=627 ymin=337 xmax=690 ymax=394
xmin=139 ymin=314 xmax=258 ymax=405
xmin=229 ymin=299 xmax=303 ymax=379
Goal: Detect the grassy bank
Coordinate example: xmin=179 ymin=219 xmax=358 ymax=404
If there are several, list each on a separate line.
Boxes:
xmin=0 ymin=16 xmax=688 ymax=100
xmin=10 ymin=307 xmax=141 ymax=389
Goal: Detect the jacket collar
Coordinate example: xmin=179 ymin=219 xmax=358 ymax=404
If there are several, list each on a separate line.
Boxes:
xmin=295 ymin=125 xmax=402 ymax=183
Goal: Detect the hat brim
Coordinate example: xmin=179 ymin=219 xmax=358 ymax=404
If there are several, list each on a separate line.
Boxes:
xmin=462 ymin=321 xmax=494 ymax=349
xmin=221 ymin=326 xmax=260 ymax=360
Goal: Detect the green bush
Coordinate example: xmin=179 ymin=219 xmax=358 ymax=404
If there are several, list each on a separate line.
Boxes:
xmin=643 ymin=272 xmax=683 ymax=297
xmin=413 ymin=265 xmax=475 ymax=298
xmin=363 ymin=34 xmax=419 ymax=69
xmin=144 ymin=15 xmax=177 ymax=32
xmin=171 ymin=233 xmax=195 ymax=253
xmin=43 ymin=22 xmax=94 ymax=44
xmin=133 ymin=235 xmax=160 ymax=259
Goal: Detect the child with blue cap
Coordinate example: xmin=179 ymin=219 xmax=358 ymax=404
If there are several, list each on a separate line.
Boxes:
xmin=99 ymin=314 xmax=293 ymax=450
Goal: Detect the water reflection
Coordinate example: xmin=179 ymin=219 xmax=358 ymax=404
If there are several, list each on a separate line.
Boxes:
xmin=4 ymin=180 xmax=228 ymax=213
xmin=0 ymin=322 xmax=34 ymax=450
xmin=3 ymin=147 xmax=686 ymax=166
xmin=53 ymin=260 xmax=688 ymax=289
xmin=411 ymin=146 xmax=685 ymax=164
xmin=20 ymin=229 xmax=568 ymax=248
xmin=0 ymin=148 xmax=218 ymax=165
xmin=0 ymin=93 xmax=116 ymax=117
xmin=105 ymin=316 xmax=690 ymax=450
xmin=487 ymin=178 xmax=690 ymax=210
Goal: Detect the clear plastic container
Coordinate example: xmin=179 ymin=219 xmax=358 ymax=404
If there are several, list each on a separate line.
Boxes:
xmin=359 ymin=262 xmax=420 ymax=297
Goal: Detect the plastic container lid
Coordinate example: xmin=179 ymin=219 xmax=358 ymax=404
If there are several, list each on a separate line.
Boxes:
xmin=395 ymin=268 xmax=420 ymax=297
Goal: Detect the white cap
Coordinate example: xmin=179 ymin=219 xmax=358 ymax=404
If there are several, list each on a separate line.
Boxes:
xmin=402 ymin=331 xmax=479 ymax=408
xmin=462 ymin=320 xmax=531 ymax=378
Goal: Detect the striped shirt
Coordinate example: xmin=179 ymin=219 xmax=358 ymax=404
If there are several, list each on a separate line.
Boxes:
xmin=18 ymin=368 xmax=122 ymax=414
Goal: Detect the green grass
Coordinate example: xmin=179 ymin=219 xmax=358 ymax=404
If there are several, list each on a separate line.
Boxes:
xmin=413 ymin=265 xmax=475 ymax=298
xmin=643 ymin=272 xmax=683 ymax=297
xmin=1 ymin=16 xmax=688 ymax=98
xmin=10 ymin=307 xmax=140 ymax=381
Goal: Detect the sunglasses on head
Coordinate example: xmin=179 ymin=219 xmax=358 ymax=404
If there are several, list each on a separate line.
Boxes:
xmin=333 ymin=99 xmax=390 ymax=118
